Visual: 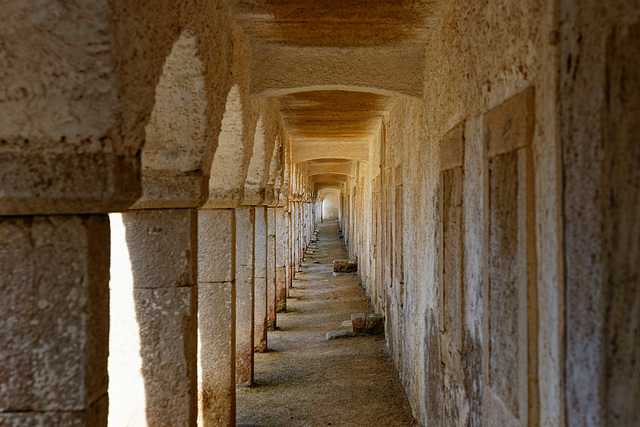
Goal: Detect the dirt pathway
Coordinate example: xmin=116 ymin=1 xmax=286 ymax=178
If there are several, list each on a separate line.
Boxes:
xmin=236 ymin=221 xmax=417 ymax=426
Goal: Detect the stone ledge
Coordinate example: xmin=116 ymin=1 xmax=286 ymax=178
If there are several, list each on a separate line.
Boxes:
xmin=0 ymin=148 xmax=139 ymax=215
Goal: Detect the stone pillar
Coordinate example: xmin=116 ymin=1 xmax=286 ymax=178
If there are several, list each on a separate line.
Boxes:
xmin=287 ymin=209 xmax=294 ymax=292
xmin=0 ymin=215 xmax=109 ymax=426
xmin=0 ymin=3 xmax=139 ymax=424
xmin=292 ymin=203 xmax=298 ymax=273
xmin=235 ymin=207 xmax=254 ymax=387
xmin=275 ymin=207 xmax=288 ymax=312
xmin=266 ymin=208 xmax=277 ymax=328
xmin=254 ymin=207 xmax=268 ymax=352
xmin=111 ymin=209 xmax=198 ymax=426
xmin=197 ymin=209 xmax=235 ymax=426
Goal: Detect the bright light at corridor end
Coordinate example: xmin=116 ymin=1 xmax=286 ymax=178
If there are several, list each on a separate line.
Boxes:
xmin=321 ymin=191 xmax=340 ymax=220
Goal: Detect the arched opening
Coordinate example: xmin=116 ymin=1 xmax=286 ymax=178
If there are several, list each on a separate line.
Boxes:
xmin=109 ymin=31 xmax=208 ymax=426
xmin=244 ymin=116 xmax=267 ymax=204
xmin=204 ymin=84 xmax=247 ymax=207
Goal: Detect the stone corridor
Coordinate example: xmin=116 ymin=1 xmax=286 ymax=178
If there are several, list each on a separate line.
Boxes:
xmin=237 ymin=222 xmax=416 ymax=426
xmin=2 ymin=1 xmax=640 ymax=426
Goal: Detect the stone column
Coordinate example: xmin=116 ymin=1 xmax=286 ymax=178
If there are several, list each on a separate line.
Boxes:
xmin=287 ymin=209 xmax=294 ymax=292
xmin=235 ymin=207 xmax=254 ymax=386
xmin=197 ymin=209 xmax=235 ymax=426
xmin=275 ymin=207 xmax=288 ymax=312
xmin=111 ymin=209 xmax=198 ymax=426
xmin=0 ymin=216 xmax=109 ymax=426
xmin=254 ymin=207 xmax=268 ymax=352
xmin=0 ymin=3 xmax=138 ymax=424
xmin=266 ymin=208 xmax=277 ymax=328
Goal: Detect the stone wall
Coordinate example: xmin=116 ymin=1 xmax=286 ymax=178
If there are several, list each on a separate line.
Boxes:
xmin=343 ymin=0 xmax=563 ymax=424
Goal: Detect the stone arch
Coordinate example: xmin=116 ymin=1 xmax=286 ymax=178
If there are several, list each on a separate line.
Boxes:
xmin=310 ymin=174 xmax=349 ymax=184
xmin=250 ymin=45 xmax=424 ymax=100
xmin=318 ymin=188 xmax=341 ymax=221
xmin=243 ymin=116 xmax=267 ymax=204
xmin=292 ymin=141 xmax=369 ymax=164
xmin=143 ymin=31 xmax=208 ymax=174
xmin=205 ymin=84 xmax=247 ymax=207
xmin=307 ymin=162 xmax=354 ymax=177
xmin=133 ymin=30 xmax=210 ymax=208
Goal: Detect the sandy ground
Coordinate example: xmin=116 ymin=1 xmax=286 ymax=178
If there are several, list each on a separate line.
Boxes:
xmin=236 ymin=222 xmax=417 ymax=427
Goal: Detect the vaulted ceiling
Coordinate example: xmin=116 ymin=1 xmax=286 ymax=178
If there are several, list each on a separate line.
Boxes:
xmin=227 ymin=0 xmax=450 ymax=192
xmin=231 ymin=0 xmax=447 ymax=47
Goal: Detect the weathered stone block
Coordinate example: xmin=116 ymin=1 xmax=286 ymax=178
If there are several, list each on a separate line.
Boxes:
xmin=122 ymin=209 xmax=197 ymax=289
xmin=0 ymin=215 xmax=108 ymax=417
xmin=254 ymin=207 xmax=267 ymax=278
xmin=133 ymin=287 xmax=197 ymax=426
xmin=198 ymin=282 xmax=235 ymax=426
xmin=235 ymin=265 xmax=254 ymax=387
xmin=351 ymin=313 xmax=366 ymax=333
xmin=0 ymin=146 xmax=139 ymax=216
xmin=334 ymin=259 xmax=358 ymax=273
xmin=365 ymin=313 xmax=384 ymax=335
xmin=254 ymin=277 xmax=268 ymax=352
xmin=198 ymin=209 xmax=234 ymax=282
xmin=130 ymin=173 xmax=208 ymax=209
xmin=275 ymin=266 xmax=287 ymax=312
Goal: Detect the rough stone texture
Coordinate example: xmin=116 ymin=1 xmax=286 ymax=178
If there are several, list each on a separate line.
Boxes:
xmin=134 ymin=287 xmax=197 ymax=425
xmin=198 ymin=282 xmax=235 ymax=426
xmin=351 ymin=313 xmax=366 ymax=333
xmin=0 ymin=1 xmax=139 ymax=215
xmin=365 ymin=313 xmax=385 ymax=335
xmin=235 ymin=207 xmax=255 ymax=387
xmin=198 ymin=209 xmax=236 ymax=426
xmin=439 ymin=165 xmax=464 ymax=382
xmin=484 ymin=89 xmax=537 ymax=426
xmin=0 ymin=395 xmax=107 ymax=427
xmin=333 ymin=259 xmax=358 ymax=273
xmin=325 ymin=329 xmax=355 ymax=340
xmin=132 ymin=173 xmax=208 ymax=209
xmin=0 ymin=147 xmax=139 ymax=215
xmin=338 ymin=0 xmax=561 ymax=423
xmin=0 ymin=215 xmax=109 ymax=422
xmin=275 ymin=267 xmax=287 ymax=313
xmin=600 ymin=23 xmax=640 ymax=426
xmin=275 ymin=207 xmax=289 ymax=312
xmin=142 ymin=33 xmax=210 ymax=175
xmin=122 ymin=209 xmax=198 ymax=289
xmin=266 ymin=208 xmax=277 ymax=328
xmin=488 ymin=150 xmax=521 ymax=419
xmin=254 ymin=207 xmax=268 ymax=351
xmin=560 ymin=1 xmax=640 ymax=426
xmin=251 ymin=45 xmax=424 ymax=99
xmin=198 ymin=209 xmax=234 ymax=282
